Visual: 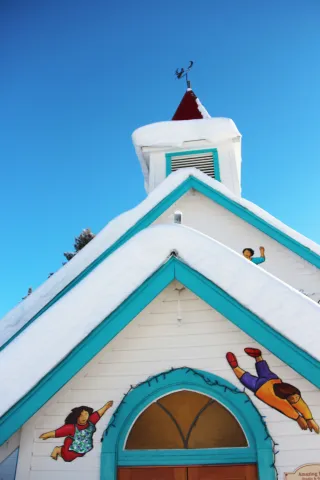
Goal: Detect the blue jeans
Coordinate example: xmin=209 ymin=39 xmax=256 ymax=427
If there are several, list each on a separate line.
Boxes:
xmin=240 ymin=360 xmax=279 ymax=393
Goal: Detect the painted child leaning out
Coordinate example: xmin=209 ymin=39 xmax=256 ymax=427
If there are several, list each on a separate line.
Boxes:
xmin=40 ymin=400 xmax=113 ymax=462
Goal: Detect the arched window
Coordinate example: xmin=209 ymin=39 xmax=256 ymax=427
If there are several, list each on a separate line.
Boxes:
xmin=125 ymin=390 xmax=247 ymax=450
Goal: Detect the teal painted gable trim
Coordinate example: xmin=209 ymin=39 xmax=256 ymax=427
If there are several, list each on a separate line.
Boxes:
xmin=189 ymin=176 xmax=320 ymax=268
xmin=165 ymin=149 xmax=221 ymax=181
xmin=0 ymin=259 xmax=175 ymax=446
xmin=100 ymin=368 xmax=275 ymax=480
xmin=0 ymin=179 xmax=191 ymax=353
xmin=3 ymin=172 xmax=320 ymax=352
xmin=175 ymin=261 xmax=320 ymax=388
xmin=1 ymin=257 xmax=320 ymax=448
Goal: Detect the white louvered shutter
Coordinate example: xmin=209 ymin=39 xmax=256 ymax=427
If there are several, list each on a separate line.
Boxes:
xmin=171 ymin=152 xmax=215 ymax=178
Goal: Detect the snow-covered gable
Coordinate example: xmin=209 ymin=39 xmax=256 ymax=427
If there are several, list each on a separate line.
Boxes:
xmin=1 ymin=168 xmax=320 ymax=350
xmin=1 ymin=224 xmax=320 ymax=422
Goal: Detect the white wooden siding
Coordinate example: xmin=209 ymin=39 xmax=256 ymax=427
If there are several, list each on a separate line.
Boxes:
xmin=154 ymin=190 xmax=320 ymax=302
xmin=17 ymin=283 xmax=320 ymax=480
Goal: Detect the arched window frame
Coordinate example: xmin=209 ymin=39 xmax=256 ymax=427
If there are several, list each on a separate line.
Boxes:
xmin=125 ymin=389 xmax=248 ymax=450
xmin=101 ymin=368 xmax=275 ymax=480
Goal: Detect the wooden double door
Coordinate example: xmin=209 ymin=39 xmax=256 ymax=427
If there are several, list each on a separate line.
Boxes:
xmin=118 ymin=465 xmax=258 ymax=479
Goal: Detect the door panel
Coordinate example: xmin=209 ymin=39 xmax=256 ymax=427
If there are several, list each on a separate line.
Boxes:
xmin=118 ymin=467 xmax=187 ymax=480
xmin=118 ymin=465 xmax=258 ymax=480
xmin=188 ymin=465 xmax=258 ymax=479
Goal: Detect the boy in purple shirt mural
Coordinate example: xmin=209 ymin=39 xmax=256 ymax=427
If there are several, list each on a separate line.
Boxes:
xmin=243 ymin=246 xmax=266 ymax=265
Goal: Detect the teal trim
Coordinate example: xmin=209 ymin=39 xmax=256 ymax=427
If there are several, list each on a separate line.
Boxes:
xmin=1 ymin=257 xmax=319 ymax=449
xmin=3 ymin=173 xmax=320 ymax=352
xmin=0 ymin=259 xmax=175 ymax=446
xmin=174 ymin=261 xmax=320 ymax=387
xmin=165 ymin=152 xmax=171 ymax=177
xmin=118 ymin=449 xmax=256 ymax=467
xmin=100 ymin=368 xmax=275 ymax=480
xmin=213 ymin=148 xmax=220 ymax=181
xmin=165 ymin=149 xmax=221 ymax=181
xmin=0 ymin=179 xmax=191 ymax=353
xmin=189 ymin=176 xmax=320 ymax=268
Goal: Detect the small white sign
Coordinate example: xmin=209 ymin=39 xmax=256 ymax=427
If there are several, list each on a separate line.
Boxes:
xmin=285 ymin=464 xmax=320 ymax=479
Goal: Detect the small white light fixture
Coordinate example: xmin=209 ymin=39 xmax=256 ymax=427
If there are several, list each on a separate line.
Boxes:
xmin=174 ymin=210 xmax=182 ymax=224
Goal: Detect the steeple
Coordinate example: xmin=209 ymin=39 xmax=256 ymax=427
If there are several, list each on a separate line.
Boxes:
xmin=172 ymin=61 xmax=210 ymax=121
xmin=132 ymin=68 xmax=242 ymax=196
xmin=172 ymin=88 xmax=211 ymax=121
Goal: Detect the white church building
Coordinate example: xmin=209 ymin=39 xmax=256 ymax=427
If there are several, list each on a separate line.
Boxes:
xmin=1 ymin=85 xmax=320 ymax=480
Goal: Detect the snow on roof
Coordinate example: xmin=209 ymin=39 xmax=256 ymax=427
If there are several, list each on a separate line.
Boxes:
xmin=132 ymin=117 xmax=241 ymax=186
xmin=172 ymin=88 xmax=211 ymax=121
xmin=0 ymin=224 xmax=319 ymax=418
xmin=133 ymin=118 xmax=239 ymax=149
xmin=1 ymin=167 xmax=320 ymax=350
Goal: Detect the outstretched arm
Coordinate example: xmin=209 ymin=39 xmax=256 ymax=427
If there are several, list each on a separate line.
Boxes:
xmin=259 ymin=246 xmax=265 ymax=259
xmin=40 ymin=431 xmax=55 ymax=440
xmin=97 ymin=400 xmax=113 ymax=418
xmin=292 ymin=397 xmax=312 ymax=420
xmin=291 ymin=398 xmax=319 ymax=434
xmin=40 ymin=424 xmax=74 ymax=439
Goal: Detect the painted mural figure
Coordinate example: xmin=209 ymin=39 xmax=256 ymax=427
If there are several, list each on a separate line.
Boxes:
xmin=40 ymin=401 xmax=113 ymax=461
xmin=226 ymin=348 xmax=319 ymax=433
xmin=242 ymin=246 xmax=265 ymax=265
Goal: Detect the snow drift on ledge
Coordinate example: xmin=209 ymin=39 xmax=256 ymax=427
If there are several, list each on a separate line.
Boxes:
xmin=1 ymin=167 xmax=320 ymax=349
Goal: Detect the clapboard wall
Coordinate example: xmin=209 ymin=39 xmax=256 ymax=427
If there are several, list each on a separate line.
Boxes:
xmin=15 ymin=282 xmax=320 ymax=480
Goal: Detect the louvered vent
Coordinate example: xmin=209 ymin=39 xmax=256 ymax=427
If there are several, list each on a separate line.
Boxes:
xmin=171 ymin=152 xmax=215 ymax=178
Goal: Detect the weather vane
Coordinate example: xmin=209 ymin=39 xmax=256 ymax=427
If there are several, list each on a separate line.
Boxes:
xmin=175 ymin=61 xmax=194 ymax=88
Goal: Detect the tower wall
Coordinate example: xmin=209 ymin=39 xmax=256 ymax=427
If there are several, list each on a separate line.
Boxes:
xmin=147 ymin=138 xmax=241 ymax=196
xmin=133 ymin=118 xmax=242 ymax=196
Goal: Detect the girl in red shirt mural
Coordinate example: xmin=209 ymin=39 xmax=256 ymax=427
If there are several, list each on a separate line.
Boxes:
xmin=40 ymin=401 xmax=113 ymax=462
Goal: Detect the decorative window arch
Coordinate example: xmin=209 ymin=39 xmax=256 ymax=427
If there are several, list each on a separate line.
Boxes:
xmin=126 ymin=389 xmax=247 ymax=450
xmin=100 ymin=368 xmax=276 ymax=480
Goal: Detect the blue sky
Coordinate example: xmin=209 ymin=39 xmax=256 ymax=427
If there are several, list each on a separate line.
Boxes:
xmin=0 ymin=0 xmax=319 ymax=317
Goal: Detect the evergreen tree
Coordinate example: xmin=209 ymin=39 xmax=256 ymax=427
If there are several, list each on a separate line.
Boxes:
xmin=63 ymin=251 xmax=76 ymax=261
xmin=22 ymin=230 xmax=95 ymax=302
xmin=63 ymin=228 xmax=95 ymax=262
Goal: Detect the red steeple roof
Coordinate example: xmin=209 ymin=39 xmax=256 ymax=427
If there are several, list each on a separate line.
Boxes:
xmin=172 ymin=88 xmax=210 ymax=121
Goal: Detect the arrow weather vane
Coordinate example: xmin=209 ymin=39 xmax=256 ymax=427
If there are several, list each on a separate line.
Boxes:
xmin=175 ymin=61 xmax=194 ymax=88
